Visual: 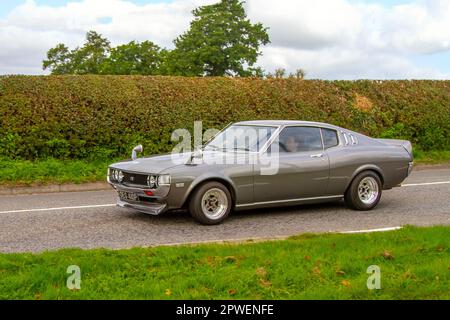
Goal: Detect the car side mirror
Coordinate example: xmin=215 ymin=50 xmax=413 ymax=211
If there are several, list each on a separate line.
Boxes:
xmin=131 ymin=144 xmax=143 ymax=161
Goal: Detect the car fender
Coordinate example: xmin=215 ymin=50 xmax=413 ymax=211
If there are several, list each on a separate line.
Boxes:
xmin=181 ymin=172 xmax=237 ymax=207
xmin=346 ymin=164 xmax=385 ymax=190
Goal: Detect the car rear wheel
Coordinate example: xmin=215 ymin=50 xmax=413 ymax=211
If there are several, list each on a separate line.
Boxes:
xmin=189 ymin=181 xmax=232 ymax=225
xmin=344 ymin=171 xmax=382 ymax=210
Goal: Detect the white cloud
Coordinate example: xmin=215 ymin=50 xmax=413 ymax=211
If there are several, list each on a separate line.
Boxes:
xmin=0 ymin=0 xmax=214 ymax=74
xmin=0 ymin=0 xmax=449 ymax=78
xmin=259 ymin=45 xmax=448 ymax=79
xmin=246 ymin=0 xmax=363 ymax=50
xmin=247 ymin=0 xmax=450 ymax=78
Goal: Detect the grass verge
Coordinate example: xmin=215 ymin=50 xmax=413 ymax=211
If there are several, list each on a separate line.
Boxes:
xmin=413 ymin=150 xmax=450 ymax=165
xmin=0 ymin=157 xmax=114 ymax=186
xmin=1 ymin=150 xmax=450 ymax=186
xmin=0 ymin=226 xmax=448 ymax=299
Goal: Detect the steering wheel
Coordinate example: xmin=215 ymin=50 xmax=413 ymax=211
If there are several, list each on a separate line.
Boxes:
xmin=278 ymin=142 xmax=289 ymax=153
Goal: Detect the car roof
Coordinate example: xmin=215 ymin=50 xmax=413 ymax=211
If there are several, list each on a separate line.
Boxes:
xmin=233 ymin=120 xmax=340 ymax=129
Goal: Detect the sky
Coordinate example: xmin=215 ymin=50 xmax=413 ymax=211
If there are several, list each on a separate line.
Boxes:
xmin=0 ymin=0 xmax=449 ymax=79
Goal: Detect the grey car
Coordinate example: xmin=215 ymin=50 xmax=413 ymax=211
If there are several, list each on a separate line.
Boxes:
xmin=108 ymin=120 xmax=413 ymax=225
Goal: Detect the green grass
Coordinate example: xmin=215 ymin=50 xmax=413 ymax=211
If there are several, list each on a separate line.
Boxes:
xmin=0 ymin=157 xmax=114 ymax=186
xmin=413 ymin=150 xmax=450 ymax=165
xmin=0 ymin=226 xmax=448 ymax=300
xmin=0 ymin=150 xmax=449 ymax=186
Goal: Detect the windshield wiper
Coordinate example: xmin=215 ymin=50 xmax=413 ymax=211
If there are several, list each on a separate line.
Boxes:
xmin=205 ymin=145 xmax=251 ymax=152
xmin=230 ymin=147 xmax=251 ymax=152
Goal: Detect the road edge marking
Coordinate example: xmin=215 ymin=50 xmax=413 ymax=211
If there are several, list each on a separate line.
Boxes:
xmin=0 ymin=204 xmax=116 ymax=214
xmin=402 ymin=181 xmax=450 ymax=187
xmin=130 ymin=227 xmax=405 ymax=250
xmin=339 ymin=226 xmax=402 ymax=234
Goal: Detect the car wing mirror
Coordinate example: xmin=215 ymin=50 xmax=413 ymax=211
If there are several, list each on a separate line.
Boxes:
xmin=131 ymin=144 xmax=143 ymax=161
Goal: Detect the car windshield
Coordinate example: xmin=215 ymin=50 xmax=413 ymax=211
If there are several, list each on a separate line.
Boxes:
xmin=205 ymin=125 xmax=277 ymax=152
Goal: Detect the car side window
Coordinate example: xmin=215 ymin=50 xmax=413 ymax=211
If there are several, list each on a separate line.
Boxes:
xmin=277 ymin=126 xmax=323 ymax=153
xmin=321 ymin=128 xmax=339 ymax=149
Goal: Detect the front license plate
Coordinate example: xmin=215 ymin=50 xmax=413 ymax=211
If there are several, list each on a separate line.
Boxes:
xmin=118 ymin=191 xmax=139 ymax=202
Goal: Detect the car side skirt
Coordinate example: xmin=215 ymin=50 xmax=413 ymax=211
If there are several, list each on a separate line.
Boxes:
xmin=235 ymin=195 xmax=343 ymax=210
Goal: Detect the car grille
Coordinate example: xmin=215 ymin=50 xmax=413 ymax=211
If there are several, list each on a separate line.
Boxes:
xmin=122 ymin=172 xmax=148 ymax=186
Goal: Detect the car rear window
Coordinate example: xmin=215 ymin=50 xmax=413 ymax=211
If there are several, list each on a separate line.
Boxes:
xmin=321 ymin=128 xmax=339 ymax=149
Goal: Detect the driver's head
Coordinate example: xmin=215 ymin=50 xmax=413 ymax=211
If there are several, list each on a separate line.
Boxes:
xmin=285 ymin=136 xmax=299 ymax=152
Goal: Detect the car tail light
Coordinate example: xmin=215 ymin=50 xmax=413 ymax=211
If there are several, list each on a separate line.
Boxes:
xmin=407 ymin=161 xmax=413 ymax=176
xmin=144 ymin=190 xmax=154 ymax=196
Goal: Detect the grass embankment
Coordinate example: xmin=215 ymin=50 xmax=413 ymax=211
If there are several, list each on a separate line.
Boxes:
xmin=0 ymin=150 xmax=448 ymax=186
xmin=0 ymin=157 xmax=113 ymax=186
xmin=413 ymin=150 xmax=450 ymax=165
xmin=0 ymin=226 xmax=448 ymax=300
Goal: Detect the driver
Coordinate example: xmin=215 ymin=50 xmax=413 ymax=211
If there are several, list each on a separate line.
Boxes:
xmin=285 ymin=135 xmax=299 ymax=152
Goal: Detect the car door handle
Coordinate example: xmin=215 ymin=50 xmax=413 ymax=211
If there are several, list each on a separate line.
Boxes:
xmin=310 ymin=153 xmax=324 ymax=158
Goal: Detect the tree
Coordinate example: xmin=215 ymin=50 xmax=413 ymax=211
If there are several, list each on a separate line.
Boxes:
xmin=168 ymin=0 xmax=270 ymax=76
xmin=43 ymin=32 xmax=166 ymax=75
xmin=274 ymin=68 xmax=286 ymax=78
xmin=290 ymin=68 xmax=306 ymax=79
xmin=42 ymin=1 xmax=271 ymax=77
xmin=43 ymin=31 xmax=111 ymax=74
xmin=266 ymin=68 xmax=306 ymax=79
xmin=102 ymin=41 xmax=165 ymax=75
xmin=72 ymin=31 xmax=111 ymax=74
xmin=42 ymin=43 xmax=73 ymax=75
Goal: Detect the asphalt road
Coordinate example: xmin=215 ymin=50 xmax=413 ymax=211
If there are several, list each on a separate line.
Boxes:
xmin=1 ymin=168 xmax=449 ymax=253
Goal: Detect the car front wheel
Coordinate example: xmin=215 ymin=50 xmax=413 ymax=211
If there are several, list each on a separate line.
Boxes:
xmin=344 ymin=171 xmax=382 ymax=210
xmin=189 ymin=181 xmax=232 ymax=225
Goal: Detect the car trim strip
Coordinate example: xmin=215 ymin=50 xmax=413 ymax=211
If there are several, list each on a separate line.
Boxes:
xmin=341 ymin=131 xmax=349 ymax=146
xmin=235 ymin=195 xmax=343 ymax=208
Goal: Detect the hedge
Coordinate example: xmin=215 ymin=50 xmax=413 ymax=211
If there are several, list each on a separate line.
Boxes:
xmin=0 ymin=75 xmax=449 ymax=160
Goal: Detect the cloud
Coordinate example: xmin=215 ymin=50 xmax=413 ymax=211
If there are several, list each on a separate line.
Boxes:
xmin=247 ymin=0 xmax=450 ymax=78
xmin=0 ymin=0 xmax=449 ymax=78
xmin=0 ymin=0 xmax=215 ymax=74
xmin=246 ymin=0 xmax=363 ymax=50
xmin=259 ymin=45 xmax=448 ymax=79
xmin=353 ymin=0 xmax=450 ymax=55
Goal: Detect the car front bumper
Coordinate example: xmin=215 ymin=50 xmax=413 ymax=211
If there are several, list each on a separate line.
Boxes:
xmin=117 ymin=199 xmax=167 ymax=215
xmin=108 ymin=182 xmax=171 ymax=216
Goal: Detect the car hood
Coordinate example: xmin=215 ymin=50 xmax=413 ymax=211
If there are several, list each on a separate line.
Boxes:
xmin=109 ymin=154 xmax=183 ymax=174
xmin=109 ymin=150 xmax=254 ymax=174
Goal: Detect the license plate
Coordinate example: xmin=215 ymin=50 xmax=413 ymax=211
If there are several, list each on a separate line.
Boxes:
xmin=118 ymin=191 xmax=139 ymax=201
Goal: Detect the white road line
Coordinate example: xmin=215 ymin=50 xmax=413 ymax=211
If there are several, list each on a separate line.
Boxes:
xmin=0 ymin=204 xmax=116 ymax=214
xmin=340 ymin=226 xmax=402 ymax=234
xmin=402 ymin=181 xmax=450 ymax=187
xmin=1 ymin=180 xmax=449 ymax=214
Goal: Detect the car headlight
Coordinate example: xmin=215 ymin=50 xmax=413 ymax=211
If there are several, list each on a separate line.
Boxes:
xmin=109 ymin=169 xmax=124 ymax=183
xmin=147 ymin=175 xmax=157 ymax=188
xmin=109 ymin=168 xmax=116 ymax=181
xmin=158 ymin=174 xmax=171 ymax=186
xmin=117 ymin=170 xmax=124 ymax=182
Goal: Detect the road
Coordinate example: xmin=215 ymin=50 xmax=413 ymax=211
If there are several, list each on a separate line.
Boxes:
xmin=1 ymin=168 xmax=449 ymax=253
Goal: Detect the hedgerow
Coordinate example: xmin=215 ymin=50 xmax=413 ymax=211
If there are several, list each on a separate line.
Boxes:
xmin=0 ymin=76 xmax=449 ymax=160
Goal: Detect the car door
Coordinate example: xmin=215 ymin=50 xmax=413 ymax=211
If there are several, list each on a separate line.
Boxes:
xmin=253 ymin=126 xmax=330 ymax=203
xmin=321 ymin=127 xmax=348 ymax=196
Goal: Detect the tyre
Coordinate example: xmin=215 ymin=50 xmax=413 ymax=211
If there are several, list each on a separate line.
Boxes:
xmin=189 ymin=181 xmax=232 ymax=225
xmin=344 ymin=171 xmax=382 ymax=210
